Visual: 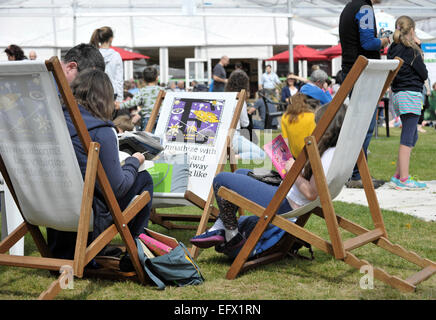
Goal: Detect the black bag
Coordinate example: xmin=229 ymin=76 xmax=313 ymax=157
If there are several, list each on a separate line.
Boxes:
xmin=247 ymin=169 xmax=282 ymax=186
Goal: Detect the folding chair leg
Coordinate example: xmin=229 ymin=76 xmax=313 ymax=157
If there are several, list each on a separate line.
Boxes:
xmin=190 ymin=187 xmax=216 ymax=258
xmin=280 ymin=212 xmax=312 ymax=254
xmin=38 ymin=268 xmax=72 ymax=300
xmin=305 ymin=136 xmax=345 ymax=260
xmin=0 ymin=222 xmax=28 ymax=254
xmin=74 ymin=142 xmax=99 ymax=278
xmin=226 ymin=211 xmax=273 ymax=280
xmin=27 ymin=224 xmax=52 ymax=258
xmin=356 ymin=149 xmax=387 ymax=236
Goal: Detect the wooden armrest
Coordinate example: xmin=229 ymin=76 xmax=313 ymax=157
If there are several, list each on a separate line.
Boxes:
xmin=217 ymin=187 xmax=265 ymax=217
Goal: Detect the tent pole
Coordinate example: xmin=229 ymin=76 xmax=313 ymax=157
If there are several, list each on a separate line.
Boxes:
xmin=288 ymin=0 xmax=294 ymax=74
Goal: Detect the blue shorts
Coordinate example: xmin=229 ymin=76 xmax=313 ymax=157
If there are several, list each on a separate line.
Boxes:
xmin=400 ymin=113 xmax=419 ymax=147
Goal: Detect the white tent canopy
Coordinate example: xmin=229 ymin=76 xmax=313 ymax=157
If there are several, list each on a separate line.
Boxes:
xmin=2 ymin=0 xmax=436 ymax=50
xmin=2 ymin=0 xmax=436 ymax=82
xmin=0 ymin=4 xmax=341 ymax=50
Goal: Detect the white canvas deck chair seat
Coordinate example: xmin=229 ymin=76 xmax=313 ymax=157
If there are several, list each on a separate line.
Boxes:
xmin=144 ymin=90 xmax=245 ymax=257
xmin=217 ymin=56 xmax=436 ymax=292
xmin=0 ymin=57 xmax=151 ymax=299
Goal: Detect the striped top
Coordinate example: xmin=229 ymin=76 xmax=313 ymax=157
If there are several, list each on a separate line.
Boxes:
xmin=392 ymin=91 xmax=423 ymax=116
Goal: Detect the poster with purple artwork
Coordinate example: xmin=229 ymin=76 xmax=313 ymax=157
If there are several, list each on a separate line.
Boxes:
xmin=165 ymin=97 xmax=225 ymax=146
xmin=155 ymin=91 xmax=238 ymax=201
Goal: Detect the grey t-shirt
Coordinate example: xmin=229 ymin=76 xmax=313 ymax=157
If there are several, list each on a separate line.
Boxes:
xmin=212 ymin=63 xmax=227 ymax=92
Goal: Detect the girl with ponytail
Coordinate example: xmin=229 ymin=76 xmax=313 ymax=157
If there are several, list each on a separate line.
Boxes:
xmin=90 ymin=26 xmax=124 ymax=104
xmin=387 ymin=16 xmax=428 ymax=190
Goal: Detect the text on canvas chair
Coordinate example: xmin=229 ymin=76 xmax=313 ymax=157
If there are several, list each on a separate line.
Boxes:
xmin=217 ymin=56 xmax=436 ymax=292
xmin=144 ymin=90 xmax=245 ymax=257
xmin=0 ymin=57 xmax=151 ymax=299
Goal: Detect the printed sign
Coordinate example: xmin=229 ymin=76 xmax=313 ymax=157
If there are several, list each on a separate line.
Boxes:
xmin=155 ymin=92 xmax=238 ymax=201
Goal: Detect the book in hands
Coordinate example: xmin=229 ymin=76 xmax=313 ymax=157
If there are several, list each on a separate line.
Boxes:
xmin=263 ymin=134 xmax=293 ymax=179
xmin=119 ymin=150 xmax=154 ymax=172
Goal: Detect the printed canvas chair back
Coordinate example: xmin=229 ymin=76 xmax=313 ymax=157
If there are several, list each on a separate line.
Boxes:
xmin=153 ymin=92 xmax=240 ymax=204
xmin=284 ymin=59 xmax=400 ymax=219
xmin=0 ymin=57 xmax=151 ymax=299
xmin=0 ymin=60 xmax=91 ymax=231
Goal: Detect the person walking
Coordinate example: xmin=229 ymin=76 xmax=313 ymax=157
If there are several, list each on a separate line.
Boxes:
xmin=212 ymin=56 xmax=229 ymax=92
xmin=339 ymin=0 xmax=390 ymax=189
xmin=90 ymin=26 xmax=124 ymax=103
xmin=259 ymin=65 xmax=281 ymax=96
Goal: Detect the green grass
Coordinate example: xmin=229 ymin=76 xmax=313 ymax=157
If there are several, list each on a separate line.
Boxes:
xmin=367 ymin=126 xmax=436 ymax=181
xmin=0 ymin=127 xmax=435 ymax=300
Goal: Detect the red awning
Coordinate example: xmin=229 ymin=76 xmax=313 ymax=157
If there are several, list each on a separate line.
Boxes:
xmin=266 ymin=45 xmax=328 ymax=62
xmin=319 ymin=43 xmax=388 ymax=58
xmin=319 ymin=44 xmax=342 ymax=59
xmin=111 ymin=46 xmax=150 ymax=61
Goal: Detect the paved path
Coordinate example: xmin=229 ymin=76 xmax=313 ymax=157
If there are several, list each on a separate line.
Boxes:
xmin=335 ymin=180 xmax=436 ymax=222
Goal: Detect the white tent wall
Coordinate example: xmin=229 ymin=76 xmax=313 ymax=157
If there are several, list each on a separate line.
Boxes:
xmin=1 ymin=0 xmax=436 ymax=83
xmin=0 ymin=11 xmax=339 ymax=87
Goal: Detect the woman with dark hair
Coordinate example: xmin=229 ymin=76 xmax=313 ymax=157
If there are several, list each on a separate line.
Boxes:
xmin=5 ymin=44 xmax=27 ymax=61
xmin=90 ymin=26 xmax=124 ymax=103
xmin=225 ymin=69 xmax=265 ymax=160
xmin=191 ymin=102 xmax=347 ymax=254
xmin=63 ymin=69 xmax=153 ymax=269
xmin=281 ymin=73 xmax=299 ymax=103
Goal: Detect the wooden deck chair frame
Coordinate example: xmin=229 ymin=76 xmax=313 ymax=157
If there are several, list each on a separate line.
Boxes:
xmin=144 ymin=90 xmax=246 ymax=258
xmin=0 ymin=57 xmax=151 ymax=299
xmin=217 ymin=56 xmax=436 ymax=292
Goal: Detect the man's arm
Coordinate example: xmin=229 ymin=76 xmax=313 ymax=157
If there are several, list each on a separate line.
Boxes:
xmin=288 ymin=74 xmax=309 ymax=83
xmin=355 ymin=5 xmax=388 ymax=50
xmin=274 ymin=73 xmax=281 ymax=85
xmin=212 ymin=64 xmax=227 ymax=83
xmin=212 ymin=74 xmax=227 ymax=83
xmin=258 ymin=73 xmax=265 ymax=90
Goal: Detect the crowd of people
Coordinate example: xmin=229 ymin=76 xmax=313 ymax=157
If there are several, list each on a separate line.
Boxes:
xmin=3 ymin=1 xmax=434 ymax=264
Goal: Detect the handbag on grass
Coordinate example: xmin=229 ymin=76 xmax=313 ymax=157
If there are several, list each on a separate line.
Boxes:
xmin=136 ymin=229 xmax=204 ymax=290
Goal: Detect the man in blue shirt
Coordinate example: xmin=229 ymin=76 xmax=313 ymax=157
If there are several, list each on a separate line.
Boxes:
xmin=260 ymin=65 xmax=281 ymax=94
xmin=339 ymin=0 xmax=389 ymax=189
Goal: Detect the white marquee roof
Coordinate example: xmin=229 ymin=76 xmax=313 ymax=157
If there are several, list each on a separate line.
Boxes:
xmin=1 ymin=1 xmax=436 ymax=50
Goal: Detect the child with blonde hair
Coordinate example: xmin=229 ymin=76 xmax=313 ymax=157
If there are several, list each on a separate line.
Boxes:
xmin=387 ymin=15 xmax=428 ymax=189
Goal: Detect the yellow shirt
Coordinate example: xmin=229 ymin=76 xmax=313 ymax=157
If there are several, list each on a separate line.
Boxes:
xmin=281 ymin=112 xmax=316 ymax=158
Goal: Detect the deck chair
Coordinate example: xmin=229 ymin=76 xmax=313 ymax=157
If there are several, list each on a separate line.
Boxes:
xmin=217 ymin=56 xmax=436 ymax=292
xmin=145 ymin=90 xmax=245 ymax=257
xmin=0 ymin=173 xmax=24 ymax=256
xmin=0 ymin=57 xmax=151 ymax=299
